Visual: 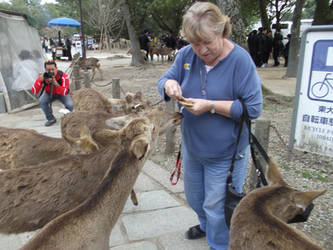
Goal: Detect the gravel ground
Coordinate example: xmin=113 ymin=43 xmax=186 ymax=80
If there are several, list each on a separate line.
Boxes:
xmin=93 ymin=53 xmax=332 ymax=249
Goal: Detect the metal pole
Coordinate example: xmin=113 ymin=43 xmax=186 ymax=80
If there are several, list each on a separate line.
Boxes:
xmin=112 ymin=78 xmax=120 ymax=98
xmin=248 ymin=119 xmax=271 ymax=191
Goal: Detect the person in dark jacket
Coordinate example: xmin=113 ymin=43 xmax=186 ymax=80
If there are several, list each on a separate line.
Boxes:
xmin=255 ymin=27 xmax=266 ymax=67
xmin=283 ymin=34 xmax=291 ymax=67
xmin=247 ymin=30 xmax=257 ymax=64
xmin=272 ymin=29 xmax=284 ymax=66
xmin=262 ymin=29 xmax=273 ymax=67
xmin=65 ymin=35 xmax=72 ymax=61
xmin=139 ymin=29 xmax=152 ymax=58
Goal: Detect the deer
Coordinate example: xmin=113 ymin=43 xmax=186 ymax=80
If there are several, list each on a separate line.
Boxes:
xmin=0 ymin=126 xmax=98 ymax=170
xmin=158 ymin=46 xmax=175 ymax=62
xmin=20 ymin=108 xmax=180 ymax=250
xmin=0 ymin=89 xmax=147 ymax=170
xmin=68 ymin=88 xmax=149 ymax=205
xmin=71 ymin=88 xmax=113 ymax=113
xmin=127 ymin=48 xmax=148 ymax=61
xmin=229 ymin=159 xmax=327 ymax=250
xmin=70 ymin=53 xmax=103 ymax=81
xmin=0 ymin=108 xmax=182 ymax=234
xmin=71 ymin=88 xmax=149 ymax=115
xmin=62 ymin=90 xmax=150 ymax=149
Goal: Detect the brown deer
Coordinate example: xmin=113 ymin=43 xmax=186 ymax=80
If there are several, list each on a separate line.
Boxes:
xmin=229 ymin=159 xmax=326 ymax=250
xmin=20 ymin=109 xmax=178 ymax=250
xmin=71 ymin=88 xmax=149 ymax=115
xmin=71 ymin=88 xmax=113 ymax=113
xmin=127 ymin=48 xmax=148 ymax=61
xmin=71 ymin=53 xmax=103 ymax=80
xmin=61 ymin=91 xmax=150 ymax=149
xmin=68 ymin=88 xmax=149 ymax=205
xmin=158 ymin=46 xmax=175 ymax=62
xmin=0 ymin=109 xmax=182 ymax=234
xmin=0 ymin=126 xmax=98 ymax=170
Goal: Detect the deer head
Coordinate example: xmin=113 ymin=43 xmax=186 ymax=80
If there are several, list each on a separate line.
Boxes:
xmin=62 ymin=124 xmax=99 ymax=153
xmin=259 ymin=159 xmax=326 ymax=223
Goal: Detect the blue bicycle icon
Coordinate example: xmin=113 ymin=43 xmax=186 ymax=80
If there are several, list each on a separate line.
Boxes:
xmin=311 ymin=73 xmax=333 ymax=98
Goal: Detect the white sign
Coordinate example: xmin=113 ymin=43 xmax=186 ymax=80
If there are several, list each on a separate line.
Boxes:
xmin=291 ymin=26 xmax=333 ymax=157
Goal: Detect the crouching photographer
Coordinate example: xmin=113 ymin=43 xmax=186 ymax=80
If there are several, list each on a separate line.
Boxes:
xmin=32 ymin=60 xmax=74 ymax=126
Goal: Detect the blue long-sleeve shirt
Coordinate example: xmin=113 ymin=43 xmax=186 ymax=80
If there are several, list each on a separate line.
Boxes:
xmin=157 ymin=44 xmax=263 ymax=159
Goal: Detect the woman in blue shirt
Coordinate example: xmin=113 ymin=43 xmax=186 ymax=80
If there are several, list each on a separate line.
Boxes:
xmin=157 ymin=2 xmax=262 ymax=250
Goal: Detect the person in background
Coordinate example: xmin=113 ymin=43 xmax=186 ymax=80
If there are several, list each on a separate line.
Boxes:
xmin=283 ymin=34 xmax=291 ymax=67
xmin=247 ymin=30 xmax=257 ymax=64
xmin=262 ymin=28 xmax=272 ymax=67
xmin=42 ymin=38 xmax=46 ymax=52
xmin=157 ymin=2 xmax=262 ymax=249
xmin=32 ymin=60 xmax=74 ymax=126
xmin=139 ymin=29 xmax=152 ymax=59
xmin=255 ymin=27 xmax=266 ymax=67
xmin=49 ymin=38 xmax=56 ymax=60
xmin=65 ymin=35 xmax=72 ymax=61
xmin=272 ymin=28 xmax=284 ymax=66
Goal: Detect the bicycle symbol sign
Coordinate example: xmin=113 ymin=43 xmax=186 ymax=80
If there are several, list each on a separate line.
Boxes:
xmin=307 ymin=40 xmax=333 ymax=102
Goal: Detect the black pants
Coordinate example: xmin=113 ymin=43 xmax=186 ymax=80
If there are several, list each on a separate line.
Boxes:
xmin=67 ymin=47 xmax=72 ymax=61
xmin=273 ymin=48 xmax=280 ymax=66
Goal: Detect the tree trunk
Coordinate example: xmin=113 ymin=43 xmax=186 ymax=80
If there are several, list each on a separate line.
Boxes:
xmin=313 ymin=0 xmax=333 ymax=25
xmin=258 ymin=0 xmax=270 ymax=30
xmin=78 ymin=0 xmax=86 ymax=59
xmin=216 ymin=0 xmax=247 ymax=48
xmin=285 ymin=0 xmax=305 ymax=78
xmin=120 ymin=0 xmax=145 ymax=66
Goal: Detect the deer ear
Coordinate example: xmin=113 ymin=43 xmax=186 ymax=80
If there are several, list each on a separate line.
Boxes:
xmin=78 ymin=125 xmax=99 ymax=152
xmin=63 ymin=125 xmax=99 ymax=153
xmin=130 ymin=138 xmax=149 ymax=160
xmin=294 ymin=189 xmax=326 ymax=209
xmin=78 ymin=137 xmax=99 ymax=153
xmin=266 ymin=159 xmax=287 ymax=186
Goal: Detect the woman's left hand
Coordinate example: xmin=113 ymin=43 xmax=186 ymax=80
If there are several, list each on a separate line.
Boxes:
xmin=184 ymin=98 xmax=211 ymax=115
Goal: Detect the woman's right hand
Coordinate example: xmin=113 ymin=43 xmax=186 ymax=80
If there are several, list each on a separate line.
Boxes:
xmin=164 ymin=79 xmax=183 ymax=100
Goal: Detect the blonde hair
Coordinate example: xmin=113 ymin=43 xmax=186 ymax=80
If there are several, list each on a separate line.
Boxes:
xmin=181 ymin=2 xmax=231 ymax=44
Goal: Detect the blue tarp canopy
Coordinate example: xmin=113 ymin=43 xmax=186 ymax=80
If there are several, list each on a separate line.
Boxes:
xmin=48 ymin=17 xmax=81 ymax=27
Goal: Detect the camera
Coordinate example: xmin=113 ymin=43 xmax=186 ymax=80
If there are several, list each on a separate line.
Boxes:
xmin=43 ymin=71 xmax=53 ymax=85
xmin=43 ymin=71 xmax=53 ymax=79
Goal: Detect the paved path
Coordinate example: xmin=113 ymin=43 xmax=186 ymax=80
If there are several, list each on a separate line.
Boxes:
xmin=0 ymin=103 xmax=209 ymax=250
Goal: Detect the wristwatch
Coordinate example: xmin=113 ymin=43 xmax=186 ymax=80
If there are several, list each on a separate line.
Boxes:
xmin=209 ymin=100 xmax=215 ymax=114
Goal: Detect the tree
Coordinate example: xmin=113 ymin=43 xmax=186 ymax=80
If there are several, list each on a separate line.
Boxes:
xmin=285 ymin=0 xmax=306 ymax=77
xmin=78 ymin=0 xmax=86 ymax=58
xmin=313 ymin=0 xmax=333 ymax=25
xmin=216 ymin=0 xmax=247 ymax=48
xmin=269 ymin=0 xmax=295 ymax=26
xmin=146 ymin=0 xmax=192 ymax=36
xmin=120 ymin=0 xmax=145 ymax=66
xmin=258 ymin=0 xmax=270 ymax=29
xmin=302 ymin=0 xmax=316 ymax=19
xmin=256 ymin=0 xmax=296 ymax=30
xmin=240 ymin=0 xmax=261 ymax=33
xmin=85 ymin=0 xmax=122 ymax=50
